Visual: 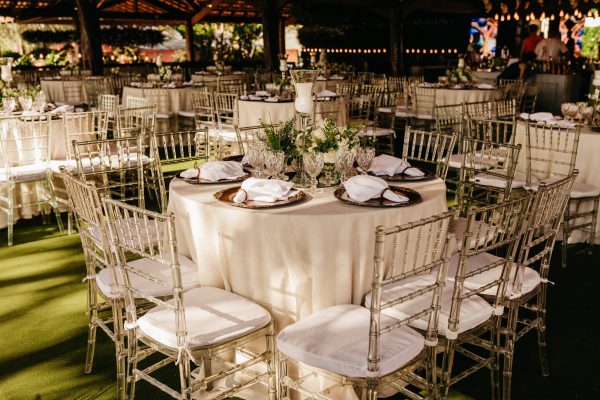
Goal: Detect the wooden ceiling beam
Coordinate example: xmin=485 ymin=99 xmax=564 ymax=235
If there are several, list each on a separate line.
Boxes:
xmin=190 ymin=0 xmax=222 ymax=24
xmin=138 ymin=0 xmax=189 ymax=14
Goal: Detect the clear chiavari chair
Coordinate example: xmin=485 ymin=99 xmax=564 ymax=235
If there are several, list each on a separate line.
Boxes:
xmin=213 ymin=92 xmax=239 ymax=131
xmin=141 ymin=87 xmax=171 ymax=119
xmin=190 ymin=90 xmax=217 ymax=130
xmin=467 ymin=174 xmax=575 ymax=400
xmin=365 ymin=91 xmax=401 ymax=155
xmin=492 ymin=99 xmax=517 ymax=121
xmin=463 ymin=100 xmax=493 ymax=120
xmin=402 ymin=127 xmax=457 ymax=180
xmin=438 ymin=195 xmax=532 ymax=398
xmin=235 ymin=124 xmax=279 ymax=156
xmin=61 ymin=80 xmax=85 ymax=105
xmin=99 ymin=94 xmax=120 ymax=135
xmin=279 ymin=211 xmax=455 ymax=400
xmin=125 ymin=96 xmax=150 ymax=108
xmin=0 ymin=113 xmax=64 ymax=245
xmin=101 ymin=197 xmax=276 ymax=400
xmin=467 ymin=116 xmax=516 ymax=144
xmin=521 ymin=83 xmax=539 ymax=113
xmin=114 ymin=105 xmax=157 ymax=139
xmin=313 ymin=96 xmax=343 ymax=126
xmin=434 ymin=103 xmax=464 ymax=135
xmin=413 ymin=86 xmax=437 ymax=121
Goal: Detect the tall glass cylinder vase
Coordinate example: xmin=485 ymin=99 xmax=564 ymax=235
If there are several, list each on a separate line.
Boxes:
xmin=0 ymin=57 xmax=13 ymax=84
xmin=290 ymin=70 xmax=317 ymax=187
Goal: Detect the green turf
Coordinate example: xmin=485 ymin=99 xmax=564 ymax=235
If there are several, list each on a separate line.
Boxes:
xmin=0 ymin=218 xmax=473 ymax=400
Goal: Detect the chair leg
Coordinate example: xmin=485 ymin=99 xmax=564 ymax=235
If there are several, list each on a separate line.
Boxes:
xmin=589 ymin=196 xmax=599 ymax=254
xmin=366 ymin=378 xmax=378 ymax=400
xmin=439 ymin=339 xmax=456 ymax=399
xmin=202 ymin=356 xmax=213 ymax=391
xmin=47 ymin=175 xmax=64 ymax=234
xmin=277 ymin=352 xmax=289 ymax=400
xmin=84 ymin=281 xmax=98 ymax=374
xmin=502 ymin=304 xmax=519 ymax=400
xmin=562 ymin=209 xmax=570 ymax=268
xmin=266 ymin=333 xmax=277 ymax=400
xmin=178 ymin=357 xmax=193 ymax=400
xmin=536 ymin=287 xmax=550 ymax=377
xmin=127 ymin=330 xmax=139 ymax=400
xmin=490 ymin=315 xmax=502 ymax=400
xmin=113 ymin=303 xmax=127 ymax=400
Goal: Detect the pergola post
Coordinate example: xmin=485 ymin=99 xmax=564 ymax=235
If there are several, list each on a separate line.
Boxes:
xmin=279 ymin=17 xmax=286 ymax=55
xmin=390 ymin=6 xmax=403 ymax=76
xmin=75 ymin=0 xmax=103 ymax=76
xmin=262 ymin=0 xmax=280 ymax=70
xmin=185 ymin=18 xmax=196 ymax=62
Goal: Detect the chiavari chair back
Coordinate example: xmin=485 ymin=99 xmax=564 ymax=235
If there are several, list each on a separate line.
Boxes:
xmin=402 ymin=127 xmax=457 ymax=180
xmin=313 ymin=96 xmax=343 ymax=125
xmin=0 ymin=113 xmax=63 ymax=245
xmin=235 ymin=124 xmax=279 ymax=155
xmin=191 ymin=90 xmax=217 ymax=130
xmin=61 ymin=80 xmax=85 ymax=105
xmin=114 ymin=105 xmax=156 ymax=139
xmin=493 ymin=98 xmax=517 ymax=120
xmin=101 ymin=197 xmax=275 ymax=400
xmin=278 ymin=211 xmax=455 ymax=399
xmin=414 ymin=86 xmax=437 ymax=120
xmin=141 ymin=87 xmax=171 ymax=119
xmin=213 ymin=92 xmax=239 ymax=130
xmin=467 ymin=116 xmax=516 ymax=144
xmin=521 ymin=83 xmax=540 ymax=113
xmin=434 ymin=103 xmax=464 ymax=135
xmin=463 ymin=100 xmax=493 ymax=120
xmin=124 ymin=96 xmax=149 ymax=108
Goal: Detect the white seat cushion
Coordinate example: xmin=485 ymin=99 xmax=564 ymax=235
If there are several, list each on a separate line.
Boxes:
xmin=209 ymin=128 xmax=239 ymax=142
xmin=395 ymin=107 xmax=414 ymax=118
xmin=178 ymin=110 xmax=195 ymax=118
xmin=156 ymin=113 xmax=171 ymax=119
xmin=364 ymin=278 xmax=492 ymax=338
xmin=570 ymin=182 xmax=600 ymax=199
xmin=90 ymin=217 xmax=165 ymax=249
xmin=138 ymin=286 xmax=272 ymax=348
xmin=454 ymin=217 xmax=497 ymax=252
xmin=362 ymin=127 xmax=395 ymax=138
xmin=470 ymin=171 xmax=532 ymax=190
xmin=96 ymin=254 xmax=201 ymax=299
xmin=0 ymin=163 xmax=48 ymax=182
xmin=277 ymin=304 xmax=424 ymax=378
xmin=447 ymin=252 xmax=541 ymax=300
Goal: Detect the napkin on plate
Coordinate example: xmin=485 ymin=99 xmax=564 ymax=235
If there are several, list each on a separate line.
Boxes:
xmin=248 ymin=95 xmax=263 ymax=101
xmin=239 ymin=95 xmax=249 ymax=100
xmin=343 ymin=175 xmax=408 ymax=203
xmin=368 ymin=154 xmax=424 ymax=177
xmin=316 ymin=90 xmax=338 ymax=98
xmin=233 ymin=178 xmax=294 ymax=203
xmin=264 ymin=97 xmax=279 ymax=103
xmin=21 ymin=111 xmax=41 ymax=117
xmin=477 ymin=83 xmax=494 ymax=89
xmin=180 ymin=161 xmax=245 ymax=182
xmin=546 ymin=119 xmax=576 ymax=128
xmin=520 ymin=112 xmax=554 ymax=122
xmin=255 ymin=90 xmax=269 ymax=97
xmin=50 ymin=105 xmax=74 ymax=114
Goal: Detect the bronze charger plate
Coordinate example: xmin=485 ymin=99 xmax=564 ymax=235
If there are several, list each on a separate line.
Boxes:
xmin=334 ymin=185 xmax=422 ymax=208
xmin=370 ymin=169 xmax=437 ymax=183
xmin=214 ymin=186 xmax=307 ymax=209
xmin=175 ymin=170 xmax=250 ymax=184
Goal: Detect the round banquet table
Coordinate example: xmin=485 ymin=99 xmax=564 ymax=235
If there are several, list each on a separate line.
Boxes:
xmin=121 ymin=86 xmax=195 ymax=115
xmin=434 ymin=87 xmax=499 ymax=106
xmin=168 ymin=177 xmax=447 ymax=331
xmin=514 ymin=120 xmax=600 ymax=244
xmin=41 ymin=80 xmax=86 ymax=104
xmin=238 ymin=99 xmax=347 ymax=128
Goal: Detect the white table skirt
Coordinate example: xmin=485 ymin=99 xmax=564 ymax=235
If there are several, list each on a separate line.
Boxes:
xmin=314 ymin=79 xmax=348 ymax=93
xmin=514 ymin=120 xmax=600 ymax=244
xmin=121 ymin=86 xmax=195 ymax=115
xmin=435 ymin=88 xmax=499 ymax=106
xmin=168 ymin=178 xmax=447 ymax=331
xmin=0 ymin=119 xmax=66 ymax=229
xmin=238 ymin=99 xmax=347 ymax=128
xmin=41 ymin=80 xmax=86 ymax=104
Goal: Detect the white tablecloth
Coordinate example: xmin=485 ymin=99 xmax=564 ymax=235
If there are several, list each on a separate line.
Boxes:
xmin=238 ymin=99 xmax=347 ymax=128
xmin=0 ymin=119 xmax=67 ymax=229
xmin=121 ymin=86 xmax=195 ymax=115
xmin=168 ymin=178 xmax=447 ymax=331
xmin=314 ymin=78 xmax=348 ymax=93
xmin=191 ymin=73 xmax=246 ymax=84
xmin=435 ymin=87 xmax=499 ymax=106
xmin=41 ymin=80 xmax=86 ymax=104
xmin=514 ymin=120 xmax=600 ymax=244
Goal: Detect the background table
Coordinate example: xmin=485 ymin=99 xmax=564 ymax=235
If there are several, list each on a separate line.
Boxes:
xmin=435 ymin=87 xmax=499 ymax=106
xmin=238 ymin=99 xmax=347 ymax=128
xmin=168 ymin=178 xmax=447 ymax=331
xmin=41 ymin=80 xmax=86 ymax=104
xmin=514 ymin=120 xmax=600 ymax=244
xmin=122 ymin=86 xmax=195 ymax=115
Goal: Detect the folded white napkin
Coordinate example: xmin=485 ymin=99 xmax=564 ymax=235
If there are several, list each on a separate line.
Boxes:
xmin=264 ymin=97 xmax=279 ymax=102
xmin=21 ymin=111 xmax=41 ymax=116
xmin=239 ymin=95 xmax=249 ymax=100
xmin=233 ymin=178 xmax=294 ymax=203
xmin=317 ymin=76 xmax=326 ymax=80
xmin=316 ymin=90 xmax=338 ymax=97
xmin=51 ymin=105 xmax=74 ymax=114
xmin=343 ymin=175 xmax=408 ymax=203
xmin=180 ymin=161 xmax=245 ymax=181
xmin=368 ymin=154 xmax=424 ymax=177
xmin=546 ymin=119 xmax=576 ymax=128
xmin=248 ymin=95 xmax=263 ymax=101
xmin=164 ymin=82 xmax=177 ymax=88
xmin=255 ymin=91 xmax=269 ymax=97
xmin=527 ymin=112 xmax=554 ymax=122
xmin=477 ymin=83 xmax=494 ymax=89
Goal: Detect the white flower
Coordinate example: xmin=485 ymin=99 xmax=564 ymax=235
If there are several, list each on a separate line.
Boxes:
xmin=324 ymin=150 xmax=337 ymax=164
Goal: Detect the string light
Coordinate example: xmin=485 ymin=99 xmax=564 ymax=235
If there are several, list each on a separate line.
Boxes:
xmin=526 ymin=15 xmax=530 ymax=21
xmin=559 ymin=10 xmax=564 ymax=17
xmin=500 ymin=15 xmax=505 ymax=21
xmin=441 ymin=49 xmax=446 ymax=54
xmin=495 ymin=13 xmax=499 ymax=20
xmin=507 ymin=14 xmax=511 ymax=21
xmin=514 ymin=12 xmax=519 ymax=20
xmin=550 ymin=14 xmax=555 ymax=21
xmin=530 ymin=12 xmax=535 ymax=20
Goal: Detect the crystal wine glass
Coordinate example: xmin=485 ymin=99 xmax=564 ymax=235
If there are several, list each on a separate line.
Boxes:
xmin=265 ymin=150 xmax=285 ymax=179
xmin=303 ymin=152 xmax=325 ymax=194
xmin=18 ymin=96 xmax=33 ymax=112
xmin=247 ymin=142 xmax=266 ymax=178
xmin=560 ymin=103 xmax=570 ymax=120
xmin=335 ymin=150 xmax=355 ymax=183
xmin=356 ymin=146 xmax=375 ymax=174
xmin=2 ymin=97 xmax=16 ymax=114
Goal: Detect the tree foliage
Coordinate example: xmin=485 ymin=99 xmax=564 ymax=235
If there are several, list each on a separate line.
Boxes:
xmin=21 ymin=27 xmax=166 ymax=47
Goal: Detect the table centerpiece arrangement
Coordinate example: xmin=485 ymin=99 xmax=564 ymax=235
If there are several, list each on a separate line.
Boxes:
xmin=445 ymin=58 xmax=477 ymax=88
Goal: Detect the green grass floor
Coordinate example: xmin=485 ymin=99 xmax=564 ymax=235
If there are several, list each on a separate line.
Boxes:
xmin=2 ymin=216 xmax=598 ymax=399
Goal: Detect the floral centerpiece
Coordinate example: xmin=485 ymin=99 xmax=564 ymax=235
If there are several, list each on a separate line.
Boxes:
xmin=158 ymin=65 xmax=173 ymax=82
xmin=446 ymin=58 xmax=476 ymax=86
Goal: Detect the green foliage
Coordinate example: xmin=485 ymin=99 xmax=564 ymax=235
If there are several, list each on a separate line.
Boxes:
xmin=101 ymin=27 xmax=165 ymax=47
xmin=309 ymin=117 xmax=361 ymax=153
xmin=582 ymin=26 xmax=600 ymax=60
xmin=22 ymin=29 xmax=75 ymax=44
xmin=260 ymin=117 xmax=303 ymax=159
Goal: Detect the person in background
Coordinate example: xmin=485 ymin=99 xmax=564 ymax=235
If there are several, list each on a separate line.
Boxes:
xmin=466 ymin=32 xmax=482 ymax=68
xmin=521 ymin=24 xmax=543 ymax=57
xmin=496 ymin=52 xmax=537 ymax=82
xmin=535 ymin=29 xmax=567 ymax=62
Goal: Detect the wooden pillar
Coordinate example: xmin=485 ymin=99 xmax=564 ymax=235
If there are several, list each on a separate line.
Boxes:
xmin=185 ymin=18 xmax=196 ymax=62
xmin=75 ymin=0 xmax=103 ymax=76
xmin=279 ymin=18 xmax=286 ymax=54
xmin=262 ymin=0 xmax=280 ymax=70
xmin=390 ymin=6 xmax=402 ymax=76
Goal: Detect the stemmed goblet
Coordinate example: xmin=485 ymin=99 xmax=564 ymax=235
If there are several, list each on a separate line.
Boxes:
xmin=335 ymin=149 xmax=355 ymax=183
xmin=2 ymin=97 xmax=16 ymax=114
xmin=303 ymin=152 xmax=325 ymax=194
xmin=265 ymin=150 xmax=286 ymax=180
xmin=247 ymin=142 xmax=267 ymax=178
xmin=18 ymin=96 xmax=33 ymax=112
xmin=356 ymin=146 xmax=375 ymax=175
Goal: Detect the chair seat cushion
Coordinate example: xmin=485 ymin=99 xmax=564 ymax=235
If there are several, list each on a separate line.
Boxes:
xmin=570 ymin=182 xmax=600 ymax=199
xmin=209 ymin=128 xmax=238 ymax=142
xmin=454 ymin=217 xmax=497 ymax=252
xmin=138 ymin=286 xmax=272 ymax=348
xmin=0 ymin=164 xmax=48 ymax=182
xmin=360 ymin=127 xmax=395 ymax=138
xmin=395 ymin=107 xmax=414 ymax=118
xmin=447 ymin=252 xmax=541 ymax=299
xmin=364 ymin=279 xmax=493 ymax=338
xmin=96 ymin=254 xmax=201 ymax=299
xmin=178 ymin=110 xmax=196 ymax=118
xmin=470 ymin=171 xmax=532 ymax=189
xmin=277 ymin=304 xmax=424 ymax=378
